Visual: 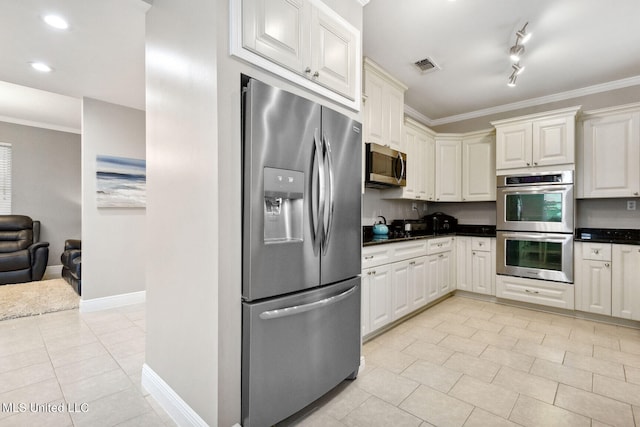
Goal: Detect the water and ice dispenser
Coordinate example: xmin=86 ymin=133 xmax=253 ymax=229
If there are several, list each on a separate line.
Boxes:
xmin=263 ymin=167 xmax=303 ymax=243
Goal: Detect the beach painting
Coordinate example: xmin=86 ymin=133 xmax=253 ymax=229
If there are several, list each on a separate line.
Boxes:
xmin=96 ymin=155 xmax=146 ymax=208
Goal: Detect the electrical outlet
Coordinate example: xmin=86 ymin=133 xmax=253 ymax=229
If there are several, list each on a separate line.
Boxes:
xmin=627 ymin=200 xmax=636 ymax=211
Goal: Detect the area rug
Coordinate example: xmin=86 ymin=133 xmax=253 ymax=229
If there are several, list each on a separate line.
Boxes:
xmin=0 ymin=278 xmax=79 ymax=321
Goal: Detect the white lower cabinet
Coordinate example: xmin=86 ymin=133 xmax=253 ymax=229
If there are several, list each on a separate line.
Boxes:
xmin=456 ymin=236 xmax=495 ymax=295
xmin=496 ymin=275 xmax=575 ymax=310
xmin=612 ymin=244 xmax=640 ymax=320
xmin=361 ymin=237 xmax=452 ymax=338
xmin=362 ymin=264 xmax=392 ymax=337
xmin=575 ymin=242 xmax=640 ymax=320
xmin=575 ymin=242 xmax=612 ymax=315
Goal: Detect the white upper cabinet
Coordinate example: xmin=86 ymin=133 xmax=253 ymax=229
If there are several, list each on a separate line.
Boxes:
xmin=578 ymin=104 xmax=640 ymax=198
xmin=363 ymin=58 xmax=407 ymax=150
xmin=492 ymin=106 xmax=580 ymax=172
xmin=462 ymin=130 xmax=496 ymax=201
xmin=435 ymin=137 xmax=462 ymax=201
xmin=235 ymin=0 xmax=361 ymax=108
xmin=385 ymin=118 xmax=435 ymax=200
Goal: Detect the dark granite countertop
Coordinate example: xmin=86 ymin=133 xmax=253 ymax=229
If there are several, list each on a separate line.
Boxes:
xmin=363 ymin=224 xmax=496 ymax=247
xmin=575 ymin=228 xmax=640 ymax=245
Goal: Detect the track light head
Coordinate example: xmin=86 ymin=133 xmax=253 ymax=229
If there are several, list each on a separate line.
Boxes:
xmin=516 ymin=22 xmax=532 ymax=44
xmin=507 ymin=70 xmax=518 ymax=87
xmin=509 ymin=44 xmax=525 ymax=62
xmin=512 ymin=63 xmax=525 ymax=75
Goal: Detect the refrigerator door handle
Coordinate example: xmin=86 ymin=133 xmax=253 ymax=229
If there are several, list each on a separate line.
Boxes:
xmin=258 ymin=285 xmax=357 ymax=320
xmin=322 ymin=133 xmax=335 ymax=255
xmin=312 ymin=128 xmax=325 ymax=248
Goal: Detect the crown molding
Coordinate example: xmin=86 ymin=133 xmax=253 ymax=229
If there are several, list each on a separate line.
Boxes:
xmin=408 ymin=75 xmax=640 ymax=127
xmin=0 ymin=115 xmax=81 ymax=134
xmin=356 ymin=0 xmax=370 ymax=5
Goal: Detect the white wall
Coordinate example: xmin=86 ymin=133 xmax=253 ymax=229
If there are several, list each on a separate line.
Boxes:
xmin=81 ymin=98 xmax=146 ymax=300
xmin=145 ymin=0 xmax=219 ymax=424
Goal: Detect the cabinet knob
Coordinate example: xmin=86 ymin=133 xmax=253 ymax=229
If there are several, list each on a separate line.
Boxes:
xmin=305 ymin=67 xmax=311 ymax=74
xmin=410 ymin=261 xmax=416 ymax=265
xmin=635 ymin=192 xmax=639 ymax=196
xmin=372 ymin=270 xmax=376 ymax=275
xmin=534 ymin=162 xmax=538 ymax=166
xmin=313 ymin=71 xmax=319 ymax=78
xmin=526 ymin=163 xmax=530 ymax=166
xmin=364 ymin=255 xmax=374 ymax=260
xmin=439 ymin=254 xmax=444 ymax=258
xmin=594 ymin=249 xmax=599 ymax=255
xmin=605 ymin=263 xmax=610 ymax=268
xmin=472 ymin=252 xmax=476 ymax=255
xmin=525 ymin=289 xmax=540 ymax=294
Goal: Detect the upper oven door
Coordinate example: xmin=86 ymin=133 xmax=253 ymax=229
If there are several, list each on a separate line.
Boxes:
xmin=497 ymin=184 xmax=574 ymax=233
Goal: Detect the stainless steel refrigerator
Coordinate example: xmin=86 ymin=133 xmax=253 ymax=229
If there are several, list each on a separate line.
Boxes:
xmin=241 ymin=76 xmax=362 ymax=427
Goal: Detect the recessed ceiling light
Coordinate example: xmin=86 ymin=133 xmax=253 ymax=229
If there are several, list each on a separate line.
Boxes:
xmin=43 ymin=14 xmax=69 ymax=30
xmin=31 ymin=62 xmax=52 ymax=72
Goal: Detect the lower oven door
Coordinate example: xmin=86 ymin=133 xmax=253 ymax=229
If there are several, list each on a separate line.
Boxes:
xmin=497 ymin=231 xmax=574 ymax=283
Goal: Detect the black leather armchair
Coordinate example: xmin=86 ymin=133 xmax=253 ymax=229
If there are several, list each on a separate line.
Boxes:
xmin=61 ymin=239 xmax=81 ymax=295
xmin=0 ymin=215 xmax=50 ymax=285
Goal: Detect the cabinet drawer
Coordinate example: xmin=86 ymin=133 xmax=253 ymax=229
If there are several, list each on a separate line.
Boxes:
xmin=362 ymin=245 xmax=393 ymax=269
xmin=393 ymin=240 xmax=427 ymax=262
xmin=471 ymin=237 xmax=491 ymax=252
xmin=496 ymin=275 xmax=574 ymax=310
xmin=581 ymin=242 xmax=612 ymax=261
xmin=427 ymin=237 xmax=454 ymax=255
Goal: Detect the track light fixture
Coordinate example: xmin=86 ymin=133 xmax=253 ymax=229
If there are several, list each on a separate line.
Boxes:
xmin=506 ymin=22 xmax=531 ymax=87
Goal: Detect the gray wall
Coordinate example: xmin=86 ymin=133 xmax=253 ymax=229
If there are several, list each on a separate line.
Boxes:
xmin=81 ymin=98 xmax=146 ymax=301
xmin=0 ymin=121 xmax=81 ymax=267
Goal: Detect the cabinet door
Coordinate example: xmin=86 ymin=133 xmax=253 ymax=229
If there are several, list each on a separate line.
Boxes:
xmin=438 ymin=252 xmax=453 ymax=296
xmin=435 ymin=139 xmax=462 ymax=201
xmin=456 ymin=237 xmax=471 ymax=291
xmin=533 ymin=116 xmax=575 ymax=167
xmin=391 ymin=261 xmax=411 ymax=320
xmin=496 ymin=122 xmax=532 ymax=170
xmin=612 ymin=245 xmax=640 ymax=320
xmin=309 ymin=5 xmax=357 ymax=100
xmin=576 ymin=259 xmax=612 ymax=315
xmin=426 ymin=254 xmax=440 ymax=301
xmin=367 ymin=264 xmax=393 ymax=331
xmin=387 ymin=86 xmax=404 ymax=150
xmin=401 ymin=126 xmax=418 ymax=199
xmin=582 ymin=112 xmax=640 ymax=198
xmin=243 ymin=0 xmax=309 ymax=73
xmin=361 ymin=269 xmax=371 ymax=337
xmin=423 ymin=134 xmax=436 ymax=201
xmin=410 ymin=257 xmax=428 ymax=310
xmin=462 ymin=134 xmax=496 ymax=201
xmin=472 ymin=250 xmax=493 ymax=295
xmin=363 ymin=71 xmax=385 ymax=146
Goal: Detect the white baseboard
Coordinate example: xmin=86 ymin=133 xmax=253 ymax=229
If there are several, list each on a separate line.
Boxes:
xmin=141 ymin=363 xmax=209 ymax=427
xmin=79 ymin=290 xmax=146 ymax=313
xmin=43 ymin=264 xmax=62 ymax=280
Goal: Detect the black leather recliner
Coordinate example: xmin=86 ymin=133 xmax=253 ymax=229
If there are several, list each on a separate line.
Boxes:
xmin=0 ymin=215 xmax=50 ymax=285
xmin=61 ymin=239 xmax=81 ymax=295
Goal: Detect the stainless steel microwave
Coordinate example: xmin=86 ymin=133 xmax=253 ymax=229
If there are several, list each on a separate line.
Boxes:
xmin=365 ymin=143 xmax=406 ymax=188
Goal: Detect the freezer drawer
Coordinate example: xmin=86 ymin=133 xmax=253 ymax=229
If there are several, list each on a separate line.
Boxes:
xmin=242 ymin=278 xmax=361 ymax=427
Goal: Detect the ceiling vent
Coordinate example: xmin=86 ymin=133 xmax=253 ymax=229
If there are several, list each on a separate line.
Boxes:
xmin=413 ymin=57 xmax=440 ymax=74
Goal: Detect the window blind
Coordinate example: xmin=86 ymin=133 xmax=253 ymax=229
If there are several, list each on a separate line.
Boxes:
xmin=0 ymin=143 xmax=12 ymax=214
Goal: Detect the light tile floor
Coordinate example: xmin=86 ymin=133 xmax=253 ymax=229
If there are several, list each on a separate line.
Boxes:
xmin=0 ymin=303 xmax=174 ymax=427
xmin=3 ymin=296 xmax=640 ymax=426
xmin=282 ymin=295 xmax=640 ymax=427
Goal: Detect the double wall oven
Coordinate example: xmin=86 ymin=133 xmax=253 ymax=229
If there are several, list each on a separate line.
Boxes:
xmin=496 ymin=171 xmax=574 ymax=283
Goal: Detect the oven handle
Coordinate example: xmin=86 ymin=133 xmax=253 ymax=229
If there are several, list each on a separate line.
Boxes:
xmin=499 ymin=184 xmax=573 ymax=194
xmin=500 ymin=232 xmax=572 ymax=242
